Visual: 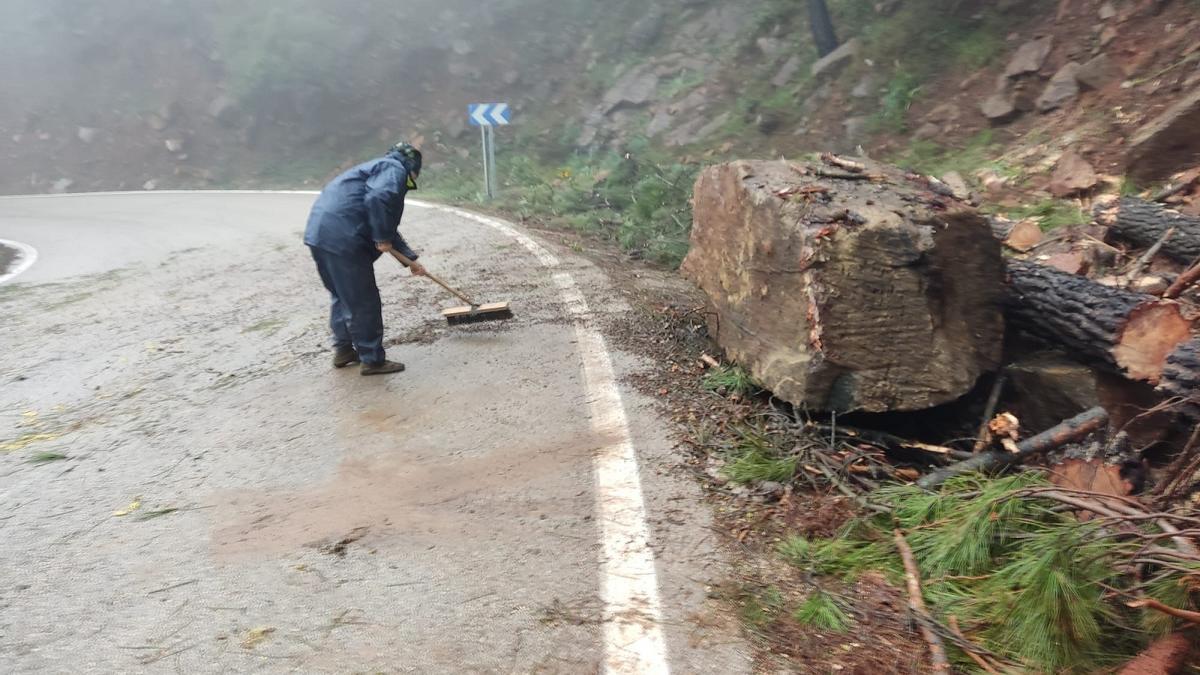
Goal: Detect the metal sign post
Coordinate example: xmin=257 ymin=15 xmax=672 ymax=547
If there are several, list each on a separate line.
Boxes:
xmin=468 ymin=103 xmax=511 ymax=201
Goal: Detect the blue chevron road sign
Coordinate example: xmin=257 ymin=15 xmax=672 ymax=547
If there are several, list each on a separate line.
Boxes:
xmin=468 ymin=103 xmax=512 ymax=127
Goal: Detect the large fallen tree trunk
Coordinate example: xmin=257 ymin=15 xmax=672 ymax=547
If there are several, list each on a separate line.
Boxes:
xmin=1094 ymin=197 xmax=1200 ymax=263
xmin=682 ymin=156 xmax=1006 ymax=413
xmin=1006 ymin=260 xmax=1193 ymax=385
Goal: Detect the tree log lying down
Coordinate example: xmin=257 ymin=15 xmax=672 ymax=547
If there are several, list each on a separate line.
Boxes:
xmin=1160 ymin=338 xmax=1200 ymax=418
xmin=1095 ymin=197 xmax=1200 ymax=263
xmin=1007 ymin=260 xmax=1193 ymax=384
xmin=682 ymin=156 xmax=1005 ymax=413
xmin=917 ymin=407 xmax=1109 ymax=490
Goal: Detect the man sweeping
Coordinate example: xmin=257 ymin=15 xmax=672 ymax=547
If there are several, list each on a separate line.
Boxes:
xmin=304 ymin=142 xmax=428 ymax=376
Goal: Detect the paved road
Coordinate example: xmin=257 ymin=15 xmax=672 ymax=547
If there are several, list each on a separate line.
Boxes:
xmin=0 ymin=193 xmax=749 ymax=674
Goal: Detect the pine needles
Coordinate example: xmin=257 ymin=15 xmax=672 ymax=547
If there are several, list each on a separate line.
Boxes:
xmin=782 ymin=473 xmax=1200 ymax=673
xmin=793 ymin=591 xmax=852 ymax=632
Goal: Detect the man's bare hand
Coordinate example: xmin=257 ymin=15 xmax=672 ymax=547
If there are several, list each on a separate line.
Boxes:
xmin=375 ymin=241 xmax=394 ymax=253
xmin=408 ymin=262 xmax=429 ymax=277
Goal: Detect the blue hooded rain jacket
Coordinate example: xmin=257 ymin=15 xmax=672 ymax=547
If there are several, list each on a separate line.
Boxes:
xmin=303 ymin=149 xmax=420 ymax=261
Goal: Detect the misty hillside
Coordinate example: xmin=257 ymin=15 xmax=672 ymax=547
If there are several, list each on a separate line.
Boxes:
xmin=3 ymin=0 xmax=1199 ymax=262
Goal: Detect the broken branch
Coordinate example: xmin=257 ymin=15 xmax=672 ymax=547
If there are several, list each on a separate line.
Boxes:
xmin=1125 ymin=599 xmax=1200 ymax=625
xmin=894 ymin=529 xmax=952 ymax=673
xmin=917 ymin=407 xmax=1108 ymax=490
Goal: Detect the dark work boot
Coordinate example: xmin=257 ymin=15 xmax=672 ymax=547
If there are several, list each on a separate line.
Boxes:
xmin=360 ymin=360 xmax=406 ymax=376
xmin=332 ymin=346 xmax=360 ymax=368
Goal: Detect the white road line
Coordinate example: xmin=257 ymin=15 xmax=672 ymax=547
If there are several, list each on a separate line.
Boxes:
xmin=409 ymin=200 xmax=671 ymax=675
xmin=0 ymin=190 xmax=672 ymax=673
xmin=0 ymin=238 xmax=39 ymax=284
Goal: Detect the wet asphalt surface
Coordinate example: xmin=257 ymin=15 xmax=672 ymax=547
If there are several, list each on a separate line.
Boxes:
xmin=0 ymin=193 xmax=749 ymax=673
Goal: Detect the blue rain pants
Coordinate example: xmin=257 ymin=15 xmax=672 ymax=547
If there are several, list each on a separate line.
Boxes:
xmin=309 ymin=246 xmax=386 ymax=365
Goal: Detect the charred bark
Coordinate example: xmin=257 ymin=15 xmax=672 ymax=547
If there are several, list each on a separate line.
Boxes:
xmin=806 ymin=0 xmax=840 ymax=57
xmin=1159 ymin=338 xmax=1200 ymax=418
xmin=1007 ymin=260 xmax=1192 ymax=384
xmin=1096 ymin=197 xmax=1200 ymax=263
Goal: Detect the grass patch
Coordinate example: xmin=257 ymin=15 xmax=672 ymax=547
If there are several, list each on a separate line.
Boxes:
xmin=28 ymin=451 xmax=68 ymax=463
xmin=660 ymin=70 xmax=705 ymax=99
xmin=892 ymin=130 xmax=1010 ymax=179
xmin=793 ymin=591 xmax=852 ymax=632
xmin=701 ymin=365 xmax=759 ymax=396
xmin=740 ymin=585 xmax=786 ymax=632
xmin=871 ymin=71 xmax=923 ymax=133
xmin=135 ymin=507 xmax=180 ymax=521
xmin=1005 ymin=198 xmax=1089 ymax=232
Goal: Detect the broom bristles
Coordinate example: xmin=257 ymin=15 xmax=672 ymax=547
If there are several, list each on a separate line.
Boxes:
xmin=445 ymin=307 xmax=514 ymax=326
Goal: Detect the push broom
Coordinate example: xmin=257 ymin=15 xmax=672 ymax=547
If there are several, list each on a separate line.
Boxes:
xmin=389 ymin=250 xmax=513 ymax=326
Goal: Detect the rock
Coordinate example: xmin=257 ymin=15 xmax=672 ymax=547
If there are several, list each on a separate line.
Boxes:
xmin=810 ymin=38 xmax=860 ymax=80
xmin=1037 ymin=62 xmax=1082 ymax=112
xmin=682 ymin=159 xmax=1005 ymax=413
xmin=1126 ymin=86 xmax=1200 ymax=184
xmin=1004 ymin=36 xmax=1054 ymax=78
xmin=926 ymin=102 xmax=961 ymax=124
xmin=772 ymin=55 xmax=803 ymax=88
xmin=1131 ymin=275 xmax=1169 ymax=295
xmin=164 ymin=138 xmax=185 ymax=153
xmin=756 ymin=37 xmax=787 ymax=58
xmin=850 ymin=74 xmax=876 ymax=98
xmin=1049 ymin=150 xmax=1099 ymax=196
xmin=146 ymin=114 xmax=168 ymax=131
xmin=913 ymin=122 xmax=941 ymax=140
xmin=49 ymin=178 xmax=74 ymax=194
xmin=601 ymin=64 xmax=659 ymax=113
xmin=627 ymin=9 xmax=665 ymax=50
xmin=143 ymin=179 xmax=159 ymax=191
xmin=646 ymin=110 xmax=673 ymax=137
xmin=981 ymin=92 xmax=1019 ymax=122
xmin=1008 ymin=352 xmax=1102 ymax=432
xmin=757 ymin=481 xmax=786 ymax=500
xmin=1075 ymin=53 xmax=1123 ymax=90
xmin=1005 ymin=219 xmax=1044 ymax=251
xmin=842 ymin=115 xmax=869 ymax=143
xmin=1098 ymin=1 xmax=1117 ymax=20
xmin=77 ymin=127 xmax=97 ymax=144
xmin=1099 ymin=26 xmax=1119 ymax=47
xmin=207 ymin=95 xmax=240 ymax=125
xmin=941 ymin=171 xmax=971 ymax=200
xmin=450 ymin=40 xmax=472 ymax=56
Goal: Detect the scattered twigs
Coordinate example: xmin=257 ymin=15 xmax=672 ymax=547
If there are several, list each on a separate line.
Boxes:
xmin=947 ymin=616 xmax=1002 ymax=674
xmin=1021 ymin=487 xmax=1200 ymax=558
xmin=894 ymin=529 xmax=952 ymax=673
xmin=1164 ymin=257 xmax=1200 ymax=299
xmin=1126 ymin=227 xmax=1176 ymax=285
xmin=699 ymin=354 xmax=721 ymax=369
xmin=820 ymin=152 xmax=865 ymax=174
xmin=1125 ymin=599 xmax=1200 ymax=625
xmin=1156 ymin=423 xmax=1200 ymax=503
xmin=918 ymin=407 xmax=1109 ymax=490
xmin=810 ymin=423 xmax=970 ymax=462
xmin=973 ymin=375 xmax=1007 ymax=453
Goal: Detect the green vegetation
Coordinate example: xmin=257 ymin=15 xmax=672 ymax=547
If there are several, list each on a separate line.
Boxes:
xmin=740 ymin=585 xmax=786 ymax=632
xmin=893 ymin=130 xmax=1010 ymax=178
xmin=722 ymin=422 xmax=799 ymax=483
xmin=793 ymin=591 xmax=852 ymax=632
xmin=779 ymin=473 xmax=1200 ymax=673
xmin=872 ymin=71 xmax=923 ymax=132
xmin=701 ymin=365 xmax=759 ymax=396
xmin=1004 ymin=198 xmax=1089 ymax=231
xmin=28 ymin=451 xmax=67 ymax=464
xmin=430 ymin=142 xmax=700 ymax=267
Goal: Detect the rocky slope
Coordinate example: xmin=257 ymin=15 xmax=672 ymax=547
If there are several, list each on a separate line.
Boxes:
xmin=1 ymin=0 xmax=1198 ymax=215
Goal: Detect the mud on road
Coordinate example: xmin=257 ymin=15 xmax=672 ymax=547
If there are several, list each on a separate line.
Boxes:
xmin=0 ymin=194 xmax=749 ymax=673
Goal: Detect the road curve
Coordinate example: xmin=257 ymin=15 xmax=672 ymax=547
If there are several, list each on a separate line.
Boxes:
xmin=0 ymin=192 xmax=749 ymax=673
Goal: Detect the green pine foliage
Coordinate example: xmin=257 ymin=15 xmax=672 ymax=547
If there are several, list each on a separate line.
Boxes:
xmin=782 ymin=473 xmax=1200 ymax=673
xmin=793 ymin=591 xmax=852 ymax=632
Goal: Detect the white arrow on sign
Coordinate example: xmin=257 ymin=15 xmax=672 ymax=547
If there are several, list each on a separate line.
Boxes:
xmin=468 ymin=103 xmax=512 ymax=127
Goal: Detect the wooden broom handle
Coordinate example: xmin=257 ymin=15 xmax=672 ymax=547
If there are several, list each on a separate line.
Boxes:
xmin=388 ymin=250 xmax=477 ymax=306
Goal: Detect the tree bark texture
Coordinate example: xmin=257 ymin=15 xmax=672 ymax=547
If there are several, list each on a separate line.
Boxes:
xmin=683 ymin=156 xmax=1005 ymax=413
xmin=1159 ymin=338 xmax=1200 ymax=418
xmin=1007 ymin=260 xmax=1193 ymax=384
xmin=1096 ymin=197 xmax=1200 ymax=263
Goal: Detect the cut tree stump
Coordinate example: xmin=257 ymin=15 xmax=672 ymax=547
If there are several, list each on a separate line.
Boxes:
xmin=682 ymin=157 xmax=1005 ymax=412
xmin=1095 ymin=197 xmax=1200 ymax=263
xmin=1007 ymin=260 xmax=1193 ymax=384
